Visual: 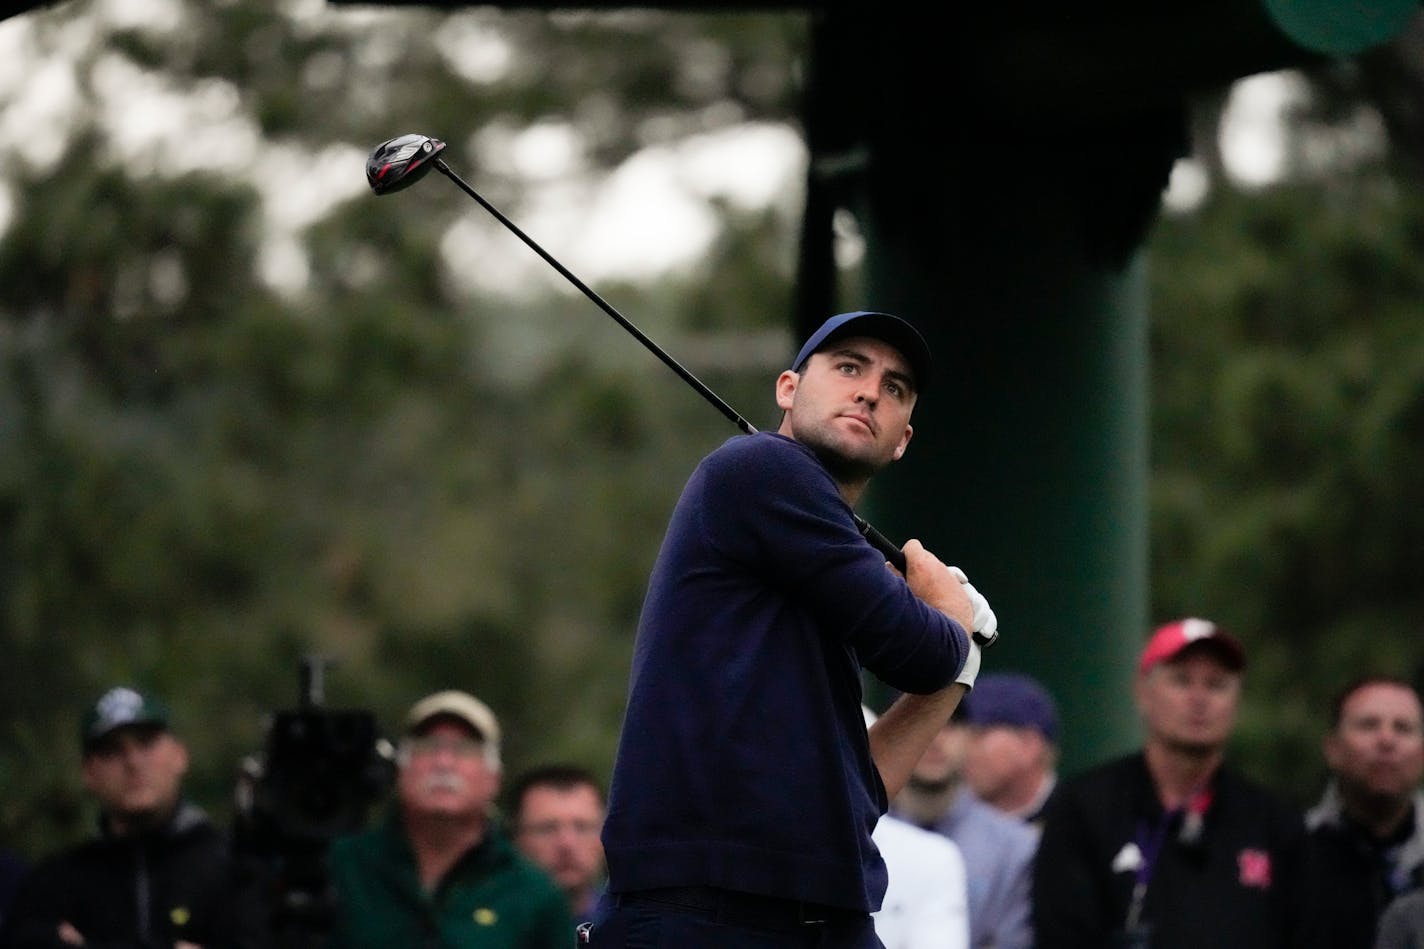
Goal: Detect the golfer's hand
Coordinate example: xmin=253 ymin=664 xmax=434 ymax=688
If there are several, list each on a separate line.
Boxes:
xmin=902 ymin=539 xmax=973 ymax=631
xmin=947 ymin=566 xmax=997 ymax=644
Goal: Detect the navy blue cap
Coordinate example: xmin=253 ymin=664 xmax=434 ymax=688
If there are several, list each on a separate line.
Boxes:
xmin=961 ymin=673 xmax=1060 ymax=744
xmin=791 ymin=311 xmax=933 ymax=394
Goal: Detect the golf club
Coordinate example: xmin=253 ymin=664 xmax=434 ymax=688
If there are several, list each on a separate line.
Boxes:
xmin=366 ymin=133 xmax=996 ymax=648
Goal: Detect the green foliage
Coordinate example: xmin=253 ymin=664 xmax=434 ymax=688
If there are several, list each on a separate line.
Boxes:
xmin=0 ymin=0 xmax=805 ymax=856
xmin=3 ymin=0 xmax=1421 ymax=860
xmin=1149 ymin=173 xmax=1424 ymax=804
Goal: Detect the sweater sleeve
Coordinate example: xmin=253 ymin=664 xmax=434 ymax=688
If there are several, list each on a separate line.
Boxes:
xmin=698 ymin=434 xmax=968 ymax=693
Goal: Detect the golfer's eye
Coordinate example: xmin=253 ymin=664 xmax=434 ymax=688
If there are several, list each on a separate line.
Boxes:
xmin=885 ymin=380 xmax=903 ymax=398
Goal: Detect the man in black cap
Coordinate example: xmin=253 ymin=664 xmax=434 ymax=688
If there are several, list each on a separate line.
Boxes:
xmin=590 ymin=311 xmax=999 ymax=948
xmin=0 ymin=686 xmax=268 ymax=949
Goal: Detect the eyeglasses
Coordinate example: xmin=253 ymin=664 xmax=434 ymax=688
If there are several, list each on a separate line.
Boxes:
xmin=402 ymin=735 xmax=486 ymax=759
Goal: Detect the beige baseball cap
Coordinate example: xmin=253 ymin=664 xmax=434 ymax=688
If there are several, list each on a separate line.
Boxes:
xmin=404 ymin=690 xmax=501 ymax=750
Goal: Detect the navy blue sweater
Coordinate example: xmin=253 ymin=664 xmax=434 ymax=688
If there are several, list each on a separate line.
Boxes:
xmin=601 ymin=432 xmax=969 ymax=912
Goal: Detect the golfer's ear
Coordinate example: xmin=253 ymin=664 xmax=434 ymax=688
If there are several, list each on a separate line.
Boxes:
xmin=892 ymin=424 xmax=913 ymax=460
xmin=775 ymin=370 xmax=799 ymax=411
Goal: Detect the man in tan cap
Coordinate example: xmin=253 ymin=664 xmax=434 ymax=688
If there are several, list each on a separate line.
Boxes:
xmin=325 ymin=690 xmax=573 ymax=948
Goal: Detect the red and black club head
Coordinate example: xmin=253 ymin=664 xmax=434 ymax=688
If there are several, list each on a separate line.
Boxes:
xmin=366 ymin=134 xmax=447 ymax=196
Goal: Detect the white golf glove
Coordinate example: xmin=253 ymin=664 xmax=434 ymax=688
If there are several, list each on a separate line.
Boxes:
xmin=947 ymin=566 xmax=997 ymax=645
xmin=956 ymin=639 xmax=983 ymax=690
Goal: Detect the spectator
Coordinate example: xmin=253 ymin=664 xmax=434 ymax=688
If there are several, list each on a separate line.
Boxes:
xmin=873 ymin=814 xmax=970 ymax=949
xmin=961 ymin=672 xmax=1060 ymax=827
xmin=891 ymin=706 xmax=1036 ymax=949
xmin=0 ymin=686 xmax=268 ymax=949
xmin=1308 ymin=675 xmax=1424 ymax=948
xmin=865 ymin=706 xmax=969 ymax=949
xmin=325 ymin=690 xmax=573 ymax=949
xmin=1033 ymin=618 xmax=1321 ymax=949
xmin=509 ymin=764 xmax=607 ymax=921
xmin=1376 ymin=890 xmax=1424 ymax=949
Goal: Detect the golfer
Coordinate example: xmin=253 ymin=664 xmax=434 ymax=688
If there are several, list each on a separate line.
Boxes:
xmin=587 ymin=311 xmax=996 ymax=948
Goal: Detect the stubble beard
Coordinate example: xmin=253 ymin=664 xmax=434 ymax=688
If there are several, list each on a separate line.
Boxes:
xmin=796 ymin=423 xmax=889 ymax=487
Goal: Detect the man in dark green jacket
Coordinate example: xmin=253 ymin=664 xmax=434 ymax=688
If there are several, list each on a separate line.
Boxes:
xmin=326 ymin=690 xmax=572 ymax=949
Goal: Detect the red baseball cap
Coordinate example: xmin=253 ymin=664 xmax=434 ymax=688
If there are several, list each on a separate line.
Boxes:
xmin=1138 ymin=617 xmax=1246 ymax=675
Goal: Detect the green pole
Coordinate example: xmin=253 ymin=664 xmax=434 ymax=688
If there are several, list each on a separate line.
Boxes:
xmin=859 ymin=215 xmax=1150 ymax=773
xmin=806 ymin=37 xmax=1164 ymax=771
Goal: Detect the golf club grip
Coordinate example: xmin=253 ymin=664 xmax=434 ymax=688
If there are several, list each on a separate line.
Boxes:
xmin=855 ymin=516 xmax=906 ymax=573
xmin=855 ymin=516 xmax=996 ymax=647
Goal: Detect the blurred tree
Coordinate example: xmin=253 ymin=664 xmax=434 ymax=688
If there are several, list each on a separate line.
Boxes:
xmin=0 ymin=0 xmax=806 ymax=854
xmin=2 ymin=0 xmax=1422 ymax=858
xmin=1149 ymin=92 xmax=1424 ymax=803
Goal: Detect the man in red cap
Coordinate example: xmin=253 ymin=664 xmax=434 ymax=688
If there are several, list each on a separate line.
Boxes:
xmin=1032 ymin=618 xmax=1322 ymax=949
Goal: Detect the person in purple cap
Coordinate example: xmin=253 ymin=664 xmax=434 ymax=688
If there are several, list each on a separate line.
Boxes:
xmin=1033 ymin=618 xmax=1323 ymax=949
xmin=589 ymin=311 xmax=999 ymax=949
xmin=962 ymin=672 xmax=1061 ymax=827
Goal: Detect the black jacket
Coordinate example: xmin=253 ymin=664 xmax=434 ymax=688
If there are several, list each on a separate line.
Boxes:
xmin=1306 ymin=785 xmax=1424 ymax=949
xmin=1032 ymin=752 xmax=1323 ymax=949
xmin=0 ymin=803 xmax=269 ymax=949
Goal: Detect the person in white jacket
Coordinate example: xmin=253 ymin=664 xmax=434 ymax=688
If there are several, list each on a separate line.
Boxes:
xmin=867 ymin=705 xmax=971 ymax=949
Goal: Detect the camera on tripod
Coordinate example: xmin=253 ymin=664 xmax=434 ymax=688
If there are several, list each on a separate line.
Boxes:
xmin=234 ymin=656 xmax=395 ymax=946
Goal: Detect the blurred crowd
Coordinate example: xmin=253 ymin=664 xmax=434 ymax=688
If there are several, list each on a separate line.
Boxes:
xmin=0 ymin=615 xmax=1420 ymax=949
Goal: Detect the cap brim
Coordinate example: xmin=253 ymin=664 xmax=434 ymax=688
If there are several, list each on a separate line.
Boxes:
xmin=1147 ymin=636 xmax=1247 ymax=673
xmin=83 ymin=719 xmax=168 ymax=750
xmin=794 ymin=311 xmax=933 ymax=394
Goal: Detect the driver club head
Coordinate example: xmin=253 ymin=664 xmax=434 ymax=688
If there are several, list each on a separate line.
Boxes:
xmin=366 ymin=134 xmax=448 ymax=196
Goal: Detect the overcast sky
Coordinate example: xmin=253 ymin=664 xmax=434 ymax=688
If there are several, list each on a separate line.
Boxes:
xmin=0 ymin=0 xmax=1385 ymax=297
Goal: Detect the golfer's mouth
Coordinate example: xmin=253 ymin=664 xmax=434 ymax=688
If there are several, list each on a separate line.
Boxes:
xmin=840 ymin=413 xmax=875 ymax=435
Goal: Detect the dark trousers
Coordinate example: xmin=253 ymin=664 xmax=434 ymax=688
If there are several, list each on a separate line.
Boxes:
xmin=581 ymin=889 xmax=884 ymax=949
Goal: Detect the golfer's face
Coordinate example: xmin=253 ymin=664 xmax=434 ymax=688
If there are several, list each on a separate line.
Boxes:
xmin=777 ymin=336 xmax=915 ymax=475
xmin=1137 ymin=651 xmax=1241 ymax=755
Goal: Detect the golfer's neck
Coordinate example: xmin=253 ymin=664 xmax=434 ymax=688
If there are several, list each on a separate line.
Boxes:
xmin=839 ymin=478 xmax=867 ymax=507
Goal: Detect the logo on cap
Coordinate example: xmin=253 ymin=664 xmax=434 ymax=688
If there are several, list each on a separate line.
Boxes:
xmin=95 ymin=688 xmax=146 ymax=725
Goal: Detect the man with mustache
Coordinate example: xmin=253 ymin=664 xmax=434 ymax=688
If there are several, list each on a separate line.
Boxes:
xmin=326 ymin=690 xmax=573 ymax=948
xmin=1308 ymin=676 xmax=1424 ymax=948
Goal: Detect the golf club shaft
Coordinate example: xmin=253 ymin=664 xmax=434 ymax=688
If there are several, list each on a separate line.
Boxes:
xmin=432 ymin=159 xmax=914 ymax=577
xmin=436 ymin=161 xmax=753 ymax=436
